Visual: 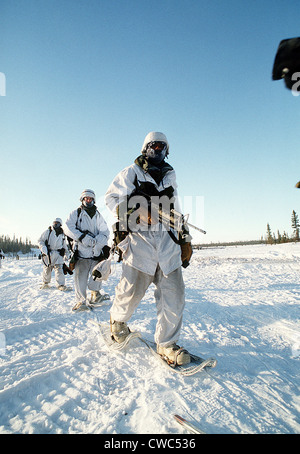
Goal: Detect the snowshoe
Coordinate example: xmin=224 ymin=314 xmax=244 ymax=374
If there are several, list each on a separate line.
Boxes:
xmin=40 ymin=283 xmax=50 ymax=289
xmin=93 ymin=321 xmax=141 ymax=351
xmin=157 ymin=343 xmax=191 ymax=366
xmin=140 ymin=337 xmax=217 ymax=376
xmin=72 ymin=301 xmax=91 ymax=312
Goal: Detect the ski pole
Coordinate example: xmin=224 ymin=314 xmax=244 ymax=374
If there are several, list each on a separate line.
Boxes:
xmin=174 ymin=414 xmax=206 ymax=435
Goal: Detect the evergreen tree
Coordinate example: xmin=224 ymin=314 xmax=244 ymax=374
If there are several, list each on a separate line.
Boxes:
xmin=266 ymin=223 xmax=273 ymax=244
xmin=277 ymin=230 xmax=282 ymax=243
xmin=0 ymin=234 xmax=34 ymax=254
xmin=291 ymin=210 xmax=300 ymax=241
xmin=282 ymin=231 xmax=289 ymax=243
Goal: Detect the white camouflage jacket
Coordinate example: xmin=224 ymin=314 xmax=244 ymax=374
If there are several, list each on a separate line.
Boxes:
xmin=64 ymin=207 xmax=109 ymax=259
xmin=38 ymin=227 xmax=69 ymax=266
xmin=105 ymin=162 xmax=182 ymax=276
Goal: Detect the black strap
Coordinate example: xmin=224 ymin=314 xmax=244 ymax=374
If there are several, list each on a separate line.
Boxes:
xmin=167 ymin=229 xmax=181 ymax=245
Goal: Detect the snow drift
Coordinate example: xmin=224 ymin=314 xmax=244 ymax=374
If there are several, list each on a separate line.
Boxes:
xmin=0 ymin=243 xmax=299 ymax=434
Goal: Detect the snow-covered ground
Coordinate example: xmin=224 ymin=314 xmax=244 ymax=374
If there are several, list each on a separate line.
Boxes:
xmin=0 ymin=243 xmax=299 ymax=434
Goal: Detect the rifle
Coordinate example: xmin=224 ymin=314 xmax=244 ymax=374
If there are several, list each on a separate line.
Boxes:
xmin=67 ymin=227 xmax=95 ymax=271
xmin=68 ymin=245 xmax=78 ymax=271
xmin=122 ymin=192 xmax=206 ymax=238
xmin=113 ymin=193 xmax=206 ymax=263
xmin=159 ymin=206 xmax=206 ymax=236
xmin=78 ymin=230 xmax=96 ymax=242
xmin=42 ymin=237 xmax=51 ymax=267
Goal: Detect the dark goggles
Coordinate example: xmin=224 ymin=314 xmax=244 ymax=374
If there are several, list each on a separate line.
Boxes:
xmin=147 ymin=141 xmax=167 ymax=152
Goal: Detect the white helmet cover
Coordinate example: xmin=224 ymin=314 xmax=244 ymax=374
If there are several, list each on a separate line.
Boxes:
xmin=141 ymin=131 xmax=169 ymax=156
xmin=80 ymin=189 xmax=96 ymax=202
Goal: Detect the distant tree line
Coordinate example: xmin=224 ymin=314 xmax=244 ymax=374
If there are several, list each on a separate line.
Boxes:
xmin=0 ymin=234 xmax=34 ymax=254
xmin=194 ymin=210 xmax=300 ymax=248
xmin=266 ymin=210 xmax=300 ymax=244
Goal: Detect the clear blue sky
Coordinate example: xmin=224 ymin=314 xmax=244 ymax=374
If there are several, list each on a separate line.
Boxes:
xmin=1 ymin=0 xmax=300 ymax=245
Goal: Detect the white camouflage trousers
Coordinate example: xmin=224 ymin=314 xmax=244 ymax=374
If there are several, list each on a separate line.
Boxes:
xmin=42 ymin=264 xmax=65 ymax=287
xmin=74 ymin=258 xmax=102 ymax=303
xmin=110 ymin=263 xmax=185 ymax=347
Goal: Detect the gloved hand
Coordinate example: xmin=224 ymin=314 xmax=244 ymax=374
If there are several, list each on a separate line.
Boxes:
xmin=63 ymin=263 xmax=73 ymax=275
xmin=40 ymin=246 xmax=48 ymax=255
xmin=180 ymin=242 xmax=193 ymax=268
xmin=93 ymin=242 xmax=103 ymax=257
xmin=81 ymin=235 xmax=96 ymax=248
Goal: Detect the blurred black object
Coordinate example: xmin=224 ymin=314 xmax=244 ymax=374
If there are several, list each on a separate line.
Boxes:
xmin=272 ymin=37 xmax=300 ymax=90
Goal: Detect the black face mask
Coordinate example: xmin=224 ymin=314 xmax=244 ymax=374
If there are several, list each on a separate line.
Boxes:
xmin=81 ymin=203 xmax=97 ymax=218
xmin=147 ymin=154 xmax=165 ymax=165
xmin=53 ymin=224 xmax=63 ymax=236
xmin=82 ymin=200 xmax=95 ymax=208
xmin=145 ymin=142 xmax=167 ymax=164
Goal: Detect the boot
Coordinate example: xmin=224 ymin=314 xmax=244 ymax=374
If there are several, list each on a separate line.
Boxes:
xmin=90 ymin=291 xmax=110 ymax=306
xmin=40 ymin=283 xmax=50 ymax=289
xmin=157 ymin=343 xmax=191 ymax=366
xmin=110 ymin=318 xmax=130 ymax=343
xmin=72 ymin=301 xmax=90 ymax=312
